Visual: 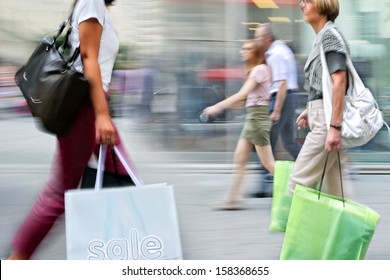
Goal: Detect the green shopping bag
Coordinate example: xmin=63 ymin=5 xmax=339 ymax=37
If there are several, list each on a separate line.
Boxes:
xmin=269 ymin=161 xmax=295 ymax=232
xmin=280 ymin=185 xmax=380 ymax=260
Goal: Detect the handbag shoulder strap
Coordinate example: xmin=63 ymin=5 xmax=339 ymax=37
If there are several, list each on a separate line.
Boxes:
xmin=54 ymin=2 xmax=80 ymax=63
xmin=53 ymin=7 xmax=74 ymax=42
xmin=324 ymin=28 xmax=367 ymax=90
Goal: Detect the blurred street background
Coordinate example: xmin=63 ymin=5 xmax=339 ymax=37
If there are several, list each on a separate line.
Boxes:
xmin=1 ymin=0 xmax=390 ymax=260
xmin=1 ymin=117 xmax=390 ymax=260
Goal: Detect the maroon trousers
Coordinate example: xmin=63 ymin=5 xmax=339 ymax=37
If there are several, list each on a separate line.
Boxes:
xmin=11 ymin=101 xmax=131 ymax=259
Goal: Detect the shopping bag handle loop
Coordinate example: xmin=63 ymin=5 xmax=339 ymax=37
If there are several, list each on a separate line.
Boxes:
xmin=95 ymin=145 xmax=108 ymax=190
xmin=318 ymin=152 xmax=345 ymax=206
xmin=94 ymin=145 xmax=143 ymax=190
xmin=113 ymin=146 xmax=143 ymax=187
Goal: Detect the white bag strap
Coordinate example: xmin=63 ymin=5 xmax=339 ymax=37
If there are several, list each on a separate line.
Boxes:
xmin=94 ymin=145 xmax=143 ymax=190
xmin=113 ymin=146 xmax=143 ymax=187
xmin=326 ymin=28 xmax=366 ymax=91
xmin=319 ymin=43 xmax=333 ymax=130
xmin=94 ymin=145 xmax=108 ymax=191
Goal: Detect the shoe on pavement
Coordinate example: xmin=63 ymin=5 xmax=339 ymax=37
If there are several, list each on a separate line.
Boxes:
xmin=211 ymin=200 xmax=243 ymax=211
xmin=249 ymin=191 xmax=273 ymax=198
xmin=263 ymin=173 xmax=274 ymax=183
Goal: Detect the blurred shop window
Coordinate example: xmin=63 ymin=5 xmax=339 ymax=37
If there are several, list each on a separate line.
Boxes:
xmin=353 ymin=59 xmax=372 ymax=85
xmin=359 ymin=12 xmax=379 ymax=41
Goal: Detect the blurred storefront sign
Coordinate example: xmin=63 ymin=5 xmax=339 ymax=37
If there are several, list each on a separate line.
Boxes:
xmin=173 ymin=0 xmax=298 ymax=6
xmin=198 ymin=68 xmax=245 ymax=81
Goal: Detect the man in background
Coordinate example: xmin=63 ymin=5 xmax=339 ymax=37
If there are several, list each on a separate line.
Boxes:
xmin=253 ymin=22 xmax=301 ymax=197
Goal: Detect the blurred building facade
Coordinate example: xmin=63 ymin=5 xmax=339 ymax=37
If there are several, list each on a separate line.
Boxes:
xmin=0 ymin=0 xmax=389 ymax=158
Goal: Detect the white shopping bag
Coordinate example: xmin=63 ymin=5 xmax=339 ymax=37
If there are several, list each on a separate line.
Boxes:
xmin=65 ymin=145 xmax=182 ymax=260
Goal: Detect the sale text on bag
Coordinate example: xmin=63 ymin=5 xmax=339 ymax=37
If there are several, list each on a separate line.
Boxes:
xmin=88 ymin=229 xmax=164 ymax=260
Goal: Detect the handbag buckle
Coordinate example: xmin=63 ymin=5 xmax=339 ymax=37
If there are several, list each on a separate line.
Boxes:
xmin=30 ymin=97 xmax=42 ymax=104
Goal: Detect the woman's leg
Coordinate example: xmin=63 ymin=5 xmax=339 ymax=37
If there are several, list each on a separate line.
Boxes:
xmin=288 ymin=100 xmax=328 ymax=194
xmin=288 ymin=100 xmax=351 ymax=196
xmin=223 ymin=138 xmax=253 ymax=204
xmin=9 ymin=102 xmax=96 ymax=259
xmin=255 ymin=145 xmax=275 ymax=176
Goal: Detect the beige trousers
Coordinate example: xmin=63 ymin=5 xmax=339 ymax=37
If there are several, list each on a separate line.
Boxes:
xmin=288 ymin=99 xmax=351 ymax=197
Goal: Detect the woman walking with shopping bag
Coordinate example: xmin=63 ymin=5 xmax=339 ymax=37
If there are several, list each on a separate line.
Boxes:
xmin=288 ymin=0 xmax=351 ymax=196
xmin=7 ymin=0 xmax=132 ymax=259
xmin=279 ymin=0 xmax=381 ymax=260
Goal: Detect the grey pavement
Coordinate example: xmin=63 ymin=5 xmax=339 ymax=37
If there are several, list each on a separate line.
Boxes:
xmin=0 ymin=116 xmax=390 ymax=260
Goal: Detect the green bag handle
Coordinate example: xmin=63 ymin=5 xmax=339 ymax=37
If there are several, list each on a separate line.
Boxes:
xmin=318 ymin=152 xmax=345 ymax=206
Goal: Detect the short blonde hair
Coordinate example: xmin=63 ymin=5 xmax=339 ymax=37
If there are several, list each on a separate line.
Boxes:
xmin=314 ymin=0 xmax=340 ymax=22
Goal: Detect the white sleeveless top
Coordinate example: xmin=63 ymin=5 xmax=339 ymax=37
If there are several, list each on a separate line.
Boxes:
xmin=70 ymin=0 xmax=119 ymax=92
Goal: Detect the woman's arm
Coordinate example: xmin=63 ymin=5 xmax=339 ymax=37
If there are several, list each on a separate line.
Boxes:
xmin=270 ymin=80 xmax=287 ymax=124
xmin=325 ymin=70 xmax=347 ymax=152
xmin=203 ymin=78 xmax=258 ymax=117
xmin=79 ymin=18 xmax=116 ymax=145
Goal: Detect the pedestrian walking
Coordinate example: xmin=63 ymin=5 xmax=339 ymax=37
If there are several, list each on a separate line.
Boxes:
xmin=7 ymin=0 xmax=131 ymax=260
xmin=253 ymin=22 xmax=301 ymax=197
xmin=287 ymin=0 xmax=351 ymax=196
xmin=203 ymin=39 xmax=274 ymax=210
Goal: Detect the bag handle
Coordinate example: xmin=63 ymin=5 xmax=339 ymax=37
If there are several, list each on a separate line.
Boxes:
xmin=52 ymin=10 xmax=80 ymax=68
xmin=94 ymin=145 xmax=143 ymax=190
xmin=113 ymin=146 xmax=143 ymax=187
xmin=318 ymin=152 xmax=345 ymax=206
xmin=53 ymin=15 xmax=71 ymax=42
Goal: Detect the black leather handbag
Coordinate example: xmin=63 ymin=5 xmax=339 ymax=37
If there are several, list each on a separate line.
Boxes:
xmin=15 ymin=15 xmax=89 ymax=136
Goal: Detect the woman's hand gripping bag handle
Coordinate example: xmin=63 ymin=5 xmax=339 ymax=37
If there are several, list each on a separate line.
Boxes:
xmin=95 ymin=145 xmax=143 ymax=190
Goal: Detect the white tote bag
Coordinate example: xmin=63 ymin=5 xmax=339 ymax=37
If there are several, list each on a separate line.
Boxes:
xmin=321 ymin=28 xmax=388 ymax=148
xmin=65 ymin=145 xmax=182 ymax=260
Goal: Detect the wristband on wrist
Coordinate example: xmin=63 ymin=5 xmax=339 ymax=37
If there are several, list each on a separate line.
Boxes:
xmin=330 ymin=124 xmax=342 ymax=131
